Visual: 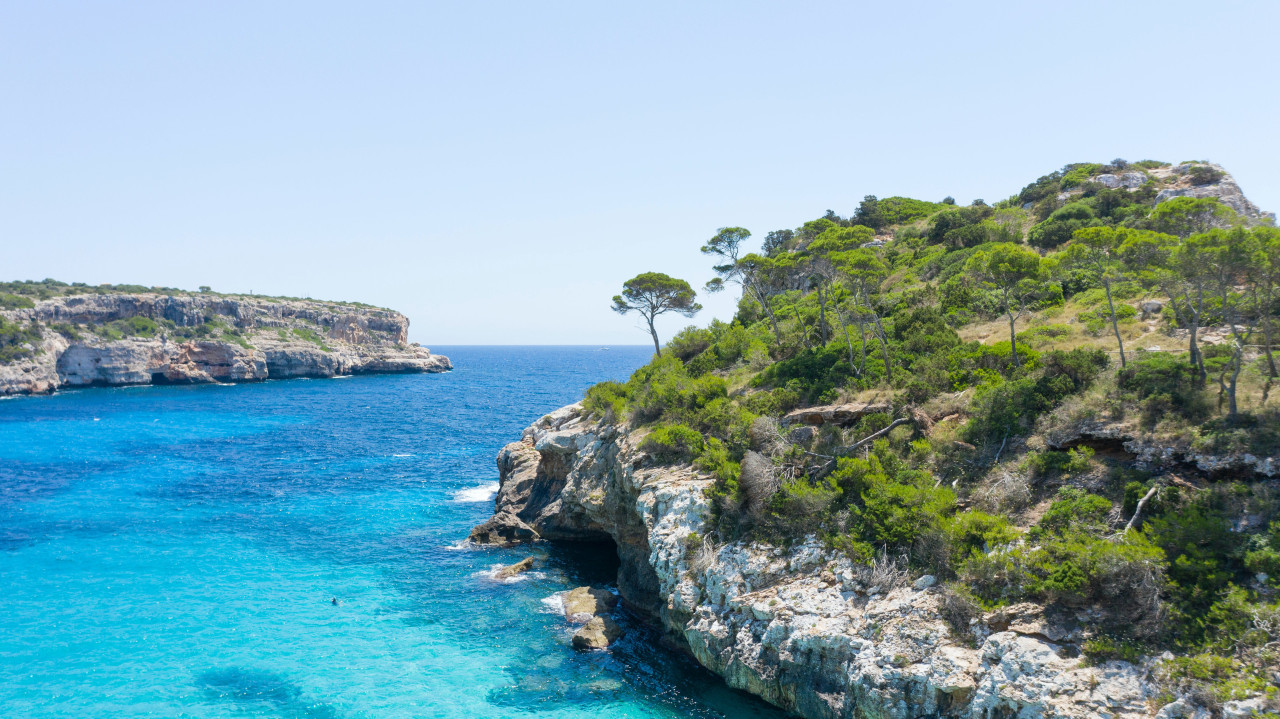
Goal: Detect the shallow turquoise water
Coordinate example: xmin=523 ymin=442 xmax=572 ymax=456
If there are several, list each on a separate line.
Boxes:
xmin=0 ymin=347 xmax=782 ymax=719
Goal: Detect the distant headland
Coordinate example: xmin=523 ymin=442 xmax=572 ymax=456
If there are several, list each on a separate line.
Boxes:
xmin=0 ymin=281 xmax=450 ymax=396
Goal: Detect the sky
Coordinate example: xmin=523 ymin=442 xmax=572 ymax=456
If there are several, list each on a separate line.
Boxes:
xmin=3 ymin=1 xmax=1279 ymax=345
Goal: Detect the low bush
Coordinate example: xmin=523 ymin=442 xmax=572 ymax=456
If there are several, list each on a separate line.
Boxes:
xmin=0 ymin=293 xmax=35 ymax=309
xmin=1025 ymin=446 xmax=1095 ymax=480
xmin=1118 ymin=351 xmax=1207 ymax=425
xmin=1078 ymin=303 xmax=1137 ymax=334
xmin=583 ymin=380 xmax=628 ymax=422
xmin=640 ymin=423 xmax=705 ymax=463
xmin=0 ymin=318 xmax=43 ymax=362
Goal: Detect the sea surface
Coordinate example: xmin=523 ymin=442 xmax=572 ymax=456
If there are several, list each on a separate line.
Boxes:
xmin=0 ymin=346 xmax=783 ymax=719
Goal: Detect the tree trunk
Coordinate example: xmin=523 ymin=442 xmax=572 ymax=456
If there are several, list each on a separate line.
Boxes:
xmin=789 ymin=296 xmax=812 ymax=350
xmin=1104 ymin=278 xmax=1127 ymax=367
xmin=1189 ymin=289 xmax=1206 ymax=384
xmin=1008 ymin=311 xmax=1020 ymax=369
xmin=748 ymin=281 xmax=783 ymax=344
xmin=833 ymin=305 xmax=859 ymax=377
xmin=1228 ymin=344 xmax=1242 ymax=422
xmin=1264 ymin=317 xmax=1278 ymax=378
xmin=857 ymin=318 xmax=869 ymax=376
xmin=816 ymin=284 xmax=829 ymax=344
xmin=872 ymin=314 xmax=893 ymax=383
xmin=647 ymin=316 xmax=661 ymax=357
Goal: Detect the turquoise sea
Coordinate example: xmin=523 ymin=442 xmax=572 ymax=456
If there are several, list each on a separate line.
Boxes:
xmin=0 ymin=347 xmax=782 ymax=719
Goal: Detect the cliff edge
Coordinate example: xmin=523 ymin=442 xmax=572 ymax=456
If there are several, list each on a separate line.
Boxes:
xmin=468 ymin=404 xmax=1262 ymax=719
xmin=0 ymin=290 xmax=450 ymax=395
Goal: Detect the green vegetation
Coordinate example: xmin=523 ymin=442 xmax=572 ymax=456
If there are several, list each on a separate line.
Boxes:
xmin=593 ymin=159 xmax=1280 ymax=705
xmin=0 ymin=317 xmax=42 ymax=362
xmin=291 ymin=327 xmax=331 ymax=351
xmin=0 ymin=278 xmax=388 ymax=310
xmin=612 ymin=272 xmax=702 ymax=355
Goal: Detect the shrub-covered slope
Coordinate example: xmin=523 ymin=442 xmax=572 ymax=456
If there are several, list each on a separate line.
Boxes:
xmin=585 ymin=159 xmax=1279 ymax=710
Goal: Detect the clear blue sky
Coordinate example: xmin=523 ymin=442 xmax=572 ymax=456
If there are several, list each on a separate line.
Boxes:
xmin=3 ymin=2 xmax=1278 ymax=345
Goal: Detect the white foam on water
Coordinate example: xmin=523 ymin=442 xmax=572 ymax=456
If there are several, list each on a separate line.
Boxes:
xmin=392 ymin=454 xmax=414 ymax=458
xmin=474 ymin=565 xmax=545 ymax=584
xmin=443 ymin=540 xmax=475 ymax=551
xmin=539 ymin=592 xmax=566 ymax=615
xmin=451 ymin=481 xmax=498 ymax=503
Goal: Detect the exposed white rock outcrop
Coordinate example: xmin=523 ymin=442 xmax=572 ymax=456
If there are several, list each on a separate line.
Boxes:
xmin=470 ymin=404 xmax=1210 ymax=718
xmin=0 ymin=292 xmax=450 ymax=395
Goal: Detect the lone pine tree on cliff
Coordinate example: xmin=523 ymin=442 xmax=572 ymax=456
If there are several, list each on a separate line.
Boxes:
xmin=611 ymin=272 xmax=701 ymax=356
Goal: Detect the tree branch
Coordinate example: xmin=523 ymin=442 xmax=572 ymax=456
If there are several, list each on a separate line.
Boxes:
xmin=1124 ymin=483 xmax=1161 ymax=534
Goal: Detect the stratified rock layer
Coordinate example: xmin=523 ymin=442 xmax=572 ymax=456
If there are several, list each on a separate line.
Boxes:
xmin=472 ymin=403 xmax=1211 ymax=719
xmin=0 ymin=293 xmax=450 ymax=395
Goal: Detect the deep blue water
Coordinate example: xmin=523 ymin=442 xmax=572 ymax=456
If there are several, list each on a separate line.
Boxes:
xmin=0 ymin=346 xmax=782 ymax=719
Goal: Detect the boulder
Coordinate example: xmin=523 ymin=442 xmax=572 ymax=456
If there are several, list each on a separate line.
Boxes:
xmin=1121 ymin=171 xmax=1147 ymax=188
xmin=1095 ymin=173 xmax=1120 ymax=188
xmin=1140 ymin=300 xmax=1164 ymax=319
xmin=571 ymin=615 xmax=623 ymax=650
xmin=494 ymin=557 xmax=535 ymax=579
xmin=468 ymin=511 xmax=540 ymax=546
xmin=563 ymin=586 xmax=617 ymax=620
xmin=912 ymin=574 xmax=937 ymax=590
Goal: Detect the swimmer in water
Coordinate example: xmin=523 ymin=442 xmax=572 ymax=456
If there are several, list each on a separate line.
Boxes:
xmin=331 ymin=597 xmax=340 ymax=606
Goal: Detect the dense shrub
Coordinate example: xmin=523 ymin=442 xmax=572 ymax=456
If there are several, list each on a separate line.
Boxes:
xmin=1118 ymin=352 xmax=1206 ymax=424
xmin=0 ymin=293 xmax=35 ymax=309
xmin=1145 ymin=497 xmax=1244 ymax=641
xmin=1187 ymin=165 xmax=1224 ymax=186
xmin=1032 ymin=487 xmax=1111 ymax=537
xmin=1079 ymin=303 xmax=1137 ymax=334
xmin=0 ymin=318 xmax=43 ymax=362
xmin=753 ymin=344 xmax=856 ymax=405
xmin=964 ymin=348 xmax=1108 ymax=441
xmin=583 ymin=380 xmax=628 ymax=422
xmin=627 ymin=355 xmax=728 ymax=425
xmin=1025 ymin=446 xmax=1094 ymax=480
xmin=667 ymin=326 xmax=714 ymax=362
xmin=1027 ymin=202 xmax=1098 ymax=249
xmin=640 ymin=423 xmax=705 ymax=463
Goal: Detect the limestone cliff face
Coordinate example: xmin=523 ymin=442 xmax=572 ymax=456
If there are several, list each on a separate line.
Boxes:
xmin=472 ymin=404 xmax=1233 ymax=719
xmin=0 ymin=293 xmax=450 ymax=396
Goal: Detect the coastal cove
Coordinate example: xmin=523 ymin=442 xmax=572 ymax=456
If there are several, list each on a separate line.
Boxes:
xmin=0 ymin=346 xmax=782 ymax=719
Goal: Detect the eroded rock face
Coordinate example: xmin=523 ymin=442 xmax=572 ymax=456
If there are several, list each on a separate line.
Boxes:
xmin=472 ymin=403 xmax=1226 ymax=719
xmin=0 ymin=293 xmax=451 ymax=395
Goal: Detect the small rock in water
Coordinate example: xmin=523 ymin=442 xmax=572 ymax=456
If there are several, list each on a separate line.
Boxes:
xmin=571 ymin=615 xmax=622 ymax=650
xmin=495 ymin=557 xmax=535 ymax=579
xmin=562 ymin=586 xmax=617 ymax=620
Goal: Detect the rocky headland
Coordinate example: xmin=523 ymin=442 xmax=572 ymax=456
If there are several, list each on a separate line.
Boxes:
xmin=470 ymin=403 xmax=1271 ymax=719
xmin=0 ymin=290 xmax=450 ymax=395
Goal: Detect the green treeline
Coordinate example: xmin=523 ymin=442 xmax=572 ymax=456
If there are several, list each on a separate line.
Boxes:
xmin=599 ymin=160 xmax=1280 ymax=705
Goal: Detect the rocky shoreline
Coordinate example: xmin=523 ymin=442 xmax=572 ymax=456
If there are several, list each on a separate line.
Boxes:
xmin=470 ymin=403 xmax=1269 ymax=719
xmin=0 ymin=293 xmax=450 ymax=395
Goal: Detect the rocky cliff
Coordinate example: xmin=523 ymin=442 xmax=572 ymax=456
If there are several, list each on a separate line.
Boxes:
xmin=0 ymin=292 xmax=450 ymax=395
xmin=470 ymin=404 xmax=1270 ymax=719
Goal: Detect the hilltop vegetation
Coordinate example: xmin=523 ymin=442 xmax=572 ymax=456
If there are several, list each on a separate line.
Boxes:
xmin=594 ymin=160 xmax=1280 ymax=709
xmin=0 ymin=278 xmax=387 ymax=310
